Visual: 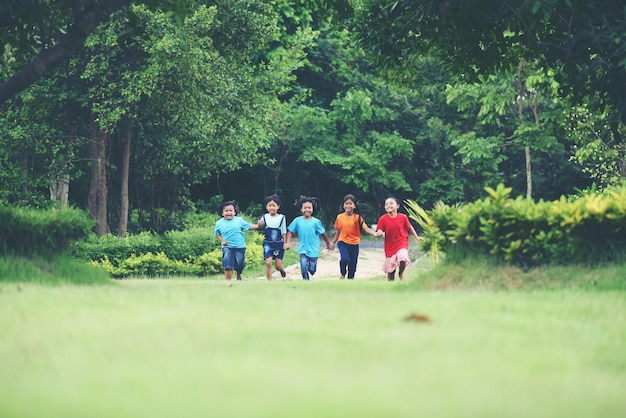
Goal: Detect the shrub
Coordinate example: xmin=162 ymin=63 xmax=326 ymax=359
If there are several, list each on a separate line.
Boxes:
xmin=86 ymin=228 xmax=265 ymax=278
xmin=417 ymin=184 xmax=626 ymax=268
xmin=0 ymin=205 xmax=92 ymax=256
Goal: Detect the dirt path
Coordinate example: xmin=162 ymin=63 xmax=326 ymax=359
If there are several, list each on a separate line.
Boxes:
xmin=256 ymin=246 xmax=388 ymax=281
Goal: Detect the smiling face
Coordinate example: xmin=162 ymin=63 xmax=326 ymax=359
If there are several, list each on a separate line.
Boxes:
xmin=384 ymin=198 xmax=399 ymax=215
xmin=300 ymin=201 xmax=314 ymax=219
xmin=343 ymin=198 xmax=355 ymax=214
xmin=221 ymin=204 xmax=236 ymax=220
xmin=266 ymin=200 xmax=280 ymax=216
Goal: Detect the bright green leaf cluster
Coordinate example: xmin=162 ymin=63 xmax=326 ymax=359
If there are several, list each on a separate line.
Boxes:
xmin=419 ymin=184 xmax=626 ymax=267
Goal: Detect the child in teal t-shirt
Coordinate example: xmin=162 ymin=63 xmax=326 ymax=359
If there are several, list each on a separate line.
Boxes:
xmin=285 ymin=196 xmax=333 ymax=280
xmin=214 ymin=201 xmax=260 ymax=281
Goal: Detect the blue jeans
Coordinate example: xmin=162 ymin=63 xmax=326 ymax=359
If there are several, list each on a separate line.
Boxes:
xmin=222 ymin=247 xmax=246 ymax=273
xmin=299 ymin=254 xmax=318 ymax=280
xmin=337 ymin=241 xmax=359 ymax=279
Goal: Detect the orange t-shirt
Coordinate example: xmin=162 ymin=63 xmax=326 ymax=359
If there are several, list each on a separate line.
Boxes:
xmin=334 ymin=213 xmax=367 ymax=245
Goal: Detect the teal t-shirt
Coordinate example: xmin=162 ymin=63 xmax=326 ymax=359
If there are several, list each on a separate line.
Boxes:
xmin=214 ymin=216 xmax=251 ymax=248
xmin=287 ymin=216 xmax=325 ymax=257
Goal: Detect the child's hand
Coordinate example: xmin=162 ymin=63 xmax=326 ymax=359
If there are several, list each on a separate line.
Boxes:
xmin=376 ymin=230 xmax=384 ymax=237
xmin=283 ymin=242 xmax=290 ymax=250
xmin=416 ymin=236 xmax=424 ymax=242
xmin=327 ymin=242 xmax=334 ymax=251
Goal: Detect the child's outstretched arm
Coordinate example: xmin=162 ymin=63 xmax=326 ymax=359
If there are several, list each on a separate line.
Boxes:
xmin=409 ymin=225 xmax=424 ymax=242
xmin=362 ymin=224 xmax=380 ymax=237
xmin=284 ymin=231 xmax=293 ymax=250
xmin=322 ymin=232 xmax=334 ymax=250
xmin=331 ymin=229 xmax=340 ymax=246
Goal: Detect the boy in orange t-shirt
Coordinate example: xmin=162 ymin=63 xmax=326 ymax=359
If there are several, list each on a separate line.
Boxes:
xmin=331 ymin=194 xmax=382 ymax=279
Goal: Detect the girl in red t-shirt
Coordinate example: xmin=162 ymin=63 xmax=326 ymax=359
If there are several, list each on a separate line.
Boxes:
xmin=376 ymin=197 xmax=424 ymax=281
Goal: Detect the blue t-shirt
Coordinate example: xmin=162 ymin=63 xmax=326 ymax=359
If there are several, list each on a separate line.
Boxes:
xmin=214 ymin=216 xmax=251 ymax=249
xmin=287 ymin=216 xmax=325 ymax=257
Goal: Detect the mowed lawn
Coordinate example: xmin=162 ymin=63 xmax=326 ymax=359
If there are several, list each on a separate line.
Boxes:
xmin=1 ymin=278 xmax=624 ymax=418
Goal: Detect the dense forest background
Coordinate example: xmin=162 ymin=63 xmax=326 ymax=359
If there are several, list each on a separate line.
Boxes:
xmin=1 ymin=0 xmax=625 ymax=233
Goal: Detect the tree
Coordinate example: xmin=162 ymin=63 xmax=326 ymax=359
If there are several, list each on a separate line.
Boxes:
xmin=353 ymin=0 xmax=626 ymax=124
xmin=0 ymin=0 xmax=132 ymax=104
xmin=76 ymin=1 xmax=312 ymax=234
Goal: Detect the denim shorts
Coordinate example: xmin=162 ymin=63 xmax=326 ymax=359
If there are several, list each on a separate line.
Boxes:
xmin=222 ymin=247 xmax=246 ymax=273
xmin=263 ymin=243 xmax=284 ymax=260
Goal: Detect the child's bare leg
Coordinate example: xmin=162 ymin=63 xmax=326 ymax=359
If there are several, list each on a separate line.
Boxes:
xmin=275 ymin=258 xmax=286 ymax=278
xmin=225 ymin=269 xmax=233 ymax=281
xmin=387 ymin=271 xmax=395 ymax=281
xmin=398 ymin=261 xmax=407 ymax=281
xmin=265 ymin=257 xmax=273 ymax=280
xmin=236 ymin=272 xmax=242 ymax=280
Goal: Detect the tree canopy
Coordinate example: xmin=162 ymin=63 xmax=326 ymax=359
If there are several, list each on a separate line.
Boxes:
xmin=353 ymin=0 xmax=626 ymax=122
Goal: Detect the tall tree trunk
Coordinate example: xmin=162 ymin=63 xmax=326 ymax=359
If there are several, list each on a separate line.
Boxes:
xmin=117 ymin=119 xmax=132 ymax=237
xmin=517 ymin=57 xmax=532 ymax=199
xmin=88 ymin=116 xmax=109 ymax=236
xmin=525 ymin=146 xmax=532 ymax=200
xmin=49 ymin=171 xmax=70 ymax=208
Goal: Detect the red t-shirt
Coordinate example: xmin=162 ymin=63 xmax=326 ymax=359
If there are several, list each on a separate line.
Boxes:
xmin=376 ymin=213 xmax=411 ymax=257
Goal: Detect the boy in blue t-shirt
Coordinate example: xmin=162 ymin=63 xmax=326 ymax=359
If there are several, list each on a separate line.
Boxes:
xmin=285 ymin=196 xmax=334 ymax=280
xmin=214 ymin=201 xmax=260 ymax=281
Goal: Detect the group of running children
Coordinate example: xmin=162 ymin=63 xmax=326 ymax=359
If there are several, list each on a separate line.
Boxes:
xmin=214 ymin=194 xmax=424 ymax=282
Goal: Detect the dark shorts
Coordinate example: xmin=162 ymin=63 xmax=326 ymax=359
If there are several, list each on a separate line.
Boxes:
xmin=263 ymin=243 xmax=284 ymax=260
xmin=221 ymin=247 xmax=246 ymax=273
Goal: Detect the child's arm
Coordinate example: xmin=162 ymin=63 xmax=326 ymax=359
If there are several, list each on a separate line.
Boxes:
xmin=362 ymin=224 xmax=381 ymax=237
xmin=216 ymin=233 xmax=227 ymax=246
xmin=331 ymin=229 xmax=339 ymax=246
xmin=284 ymin=231 xmax=293 ymax=250
xmin=409 ymin=225 xmax=424 ymax=242
xmin=322 ymin=232 xmax=334 ymax=250
xmin=249 ymin=221 xmax=260 ymax=231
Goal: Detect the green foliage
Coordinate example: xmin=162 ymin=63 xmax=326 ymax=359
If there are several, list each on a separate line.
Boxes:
xmin=354 ymin=0 xmax=626 ymax=122
xmin=91 ymin=240 xmax=265 ymax=278
xmin=0 ymin=205 xmax=93 ymax=256
xmin=404 ymin=199 xmax=441 ymax=266
xmin=79 ymin=222 xmax=265 ymax=278
xmin=424 ymin=184 xmax=626 ymax=268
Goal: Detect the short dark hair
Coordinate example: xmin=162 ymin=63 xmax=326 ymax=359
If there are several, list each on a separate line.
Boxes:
xmin=264 ymin=194 xmax=281 ymax=206
xmin=218 ymin=200 xmax=239 ymax=215
xmin=294 ymin=195 xmax=319 ymax=213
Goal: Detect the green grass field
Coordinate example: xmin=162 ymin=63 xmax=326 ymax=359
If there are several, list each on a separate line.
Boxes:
xmin=1 ymin=274 xmax=625 ymax=418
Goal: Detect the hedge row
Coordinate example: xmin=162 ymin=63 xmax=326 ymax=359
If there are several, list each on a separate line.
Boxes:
xmin=91 ymin=240 xmax=265 ymax=278
xmin=0 ymin=205 xmax=92 ymax=256
xmin=414 ymin=184 xmax=626 ymax=268
xmin=70 ymin=227 xmax=221 ymax=262
xmin=80 ymin=231 xmax=265 ymax=278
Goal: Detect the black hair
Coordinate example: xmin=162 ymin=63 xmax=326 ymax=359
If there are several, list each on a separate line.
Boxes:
xmin=264 ymin=194 xmax=281 ymax=206
xmin=341 ymin=194 xmax=364 ymax=228
xmin=218 ymin=200 xmax=239 ymax=215
xmin=294 ymin=195 xmax=319 ymax=213
xmin=340 ymin=194 xmax=361 ymax=213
